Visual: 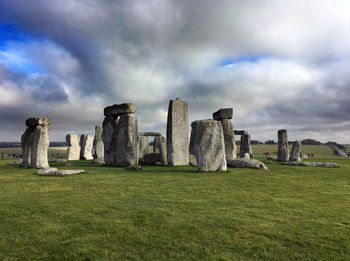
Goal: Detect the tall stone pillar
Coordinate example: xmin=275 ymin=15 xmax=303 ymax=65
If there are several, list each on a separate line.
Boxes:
xmin=24 ymin=117 xmax=50 ymax=169
xmin=240 ymin=134 xmax=253 ymax=158
xmin=166 ymin=98 xmax=189 ymax=166
xmin=213 ymin=108 xmax=237 ymax=160
xmin=277 ymin=129 xmax=289 ymax=161
xmin=193 ymin=119 xmax=226 ymax=172
xmin=289 ymin=140 xmax=301 ymax=161
xmin=21 ymin=126 xmax=34 ymax=166
xmin=66 ymin=134 xmax=80 ymax=161
xmin=138 ymin=134 xmax=149 ymax=162
xmin=93 ymin=124 xmax=104 ymax=162
xmin=80 ymin=134 xmax=94 ymax=160
xmin=102 ymin=116 xmax=118 ymax=165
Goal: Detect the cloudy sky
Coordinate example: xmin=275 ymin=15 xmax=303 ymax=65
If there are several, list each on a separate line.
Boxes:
xmin=0 ymin=0 xmax=349 ymax=143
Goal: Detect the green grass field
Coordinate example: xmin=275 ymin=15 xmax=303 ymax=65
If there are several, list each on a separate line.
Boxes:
xmin=0 ymin=157 xmax=349 ymax=260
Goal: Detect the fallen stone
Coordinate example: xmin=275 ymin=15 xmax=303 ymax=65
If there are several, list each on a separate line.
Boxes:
xmin=193 ymin=119 xmax=226 ymax=172
xmin=289 ymin=140 xmax=301 ymax=161
xmin=37 ymin=168 xmax=85 ymax=176
xmin=104 ymin=103 xmax=138 ymax=116
xmin=48 ymin=159 xmax=67 ymax=163
xmin=277 ymin=129 xmax=289 ymax=161
xmin=301 ymin=155 xmax=309 ymax=160
xmin=213 ymin=108 xmax=233 ymax=120
xmin=25 ymin=117 xmax=51 ymax=127
xmin=227 ymin=158 xmax=268 ymax=170
xmin=143 ymin=153 xmax=161 ymax=165
xmin=7 ymin=159 xmax=23 ymax=166
xmin=267 ymin=156 xmax=277 ymax=161
xmin=189 ymin=154 xmax=197 ymax=167
xmin=37 ymin=168 xmax=58 ymax=175
xmin=285 ymin=162 xmax=338 ymax=168
xmin=167 ymin=98 xmax=189 ymax=166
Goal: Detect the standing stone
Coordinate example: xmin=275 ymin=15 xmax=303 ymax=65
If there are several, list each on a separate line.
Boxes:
xmin=21 ymin=126 xmax=34 ymax=166
xmin=80 ymin=134 xmax=94 ymax=160
xmin=240 ymin=134 xmax=253 ymax=158
xmin=114 ymin=114 xmax=138 ymax=166
xmin=277 ymin=129 xmax=289 ymax=161
xmin=102 ymin=116 xmax=118 ymax=165
xmin=93 ymin=125 xmax=104 ymax=162
xmin=193 ymin=119 xmax=226 ymax=172
xmin=31 ymin=124 xmax=50 ymax=168
xmin=138 ymin=135 xmax=149 ymax=162
xmin=189 ymin=121 xmax=197 ymax=155
xmin=66 ymin=134 xmax=80 ymax=161
xmin=220 ymin=119 xmax=237 ymax=160
xmin=153 ymin=136 xmax=163 ymax=153
xmin=158 ymin=136 xmax=168 ymax=165
xmin=289 ymin=140 xmax=301 ymax=162
xmin=166 ymin=98 xmax=189 ymax=166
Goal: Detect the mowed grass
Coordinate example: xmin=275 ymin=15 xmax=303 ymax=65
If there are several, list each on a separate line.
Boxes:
xmin=0 ymin=158 xmax=349 ymax=260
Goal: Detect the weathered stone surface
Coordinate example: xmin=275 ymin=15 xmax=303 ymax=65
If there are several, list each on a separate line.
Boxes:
xmin=114 ymin=114 xmax=138 ymax=166
xmin=220 ymin=119 xmax=237 ymax=160
xmin=158 ymin=136 xmax=167 ymax=165
xmin=166 ymin=98 xmax=189 ymax=166
xmin=193 ymin=119 xmax=226 ymax=172
xmin=285 ymin=162 xmax=337 ymax=168
xmin=143 ymin=153 xmax=161 ymax=165
xmin=227 ymin=158 xmax=268 ymax=170
xmin=289 ymin=140 xmax=301 ymax=161
xmin=213 ymin=108 xmax=233 ymax=120
xmin=267 ymin=156 xmax=277 ymax=161
xmin=277 ymin=129 xmax=289 ymax=161
xmin=48 ymin=159 xmax=67 ymax=163
xmin=7 ymin=159 xmax=23 ymax=166
xmin=80 ymin=134 xmax=94 ymax=160
xmin=104 ymin=103 xmax=137 ymax=116
xmin=25 ymin=117 xmax=51 ymax=127
xmin=102 ymin=116 xmax=118 ymax=165
xmin=138 ymin=132 xmax=161 ymax=137
xmin=138 ymin=135 xmax=150 ymax=162
xmin=31 ymin=124 xmax=50 ymax=168
xmin=301 ymin=154 xmax=309 ymax=160
xmin=66 ymin=134 xmax=80 ymax=161
xmin=93 ymin=158 xmax=105 ymax=164
xmin=37 ymin=168 xmax=85 ymax=176
xmin=243 ymin=153 xmax=250 ymax=159
xmin=93 ymin=125 xmax=104 ymax=161
xmin=21 ymin=126 xmax=34 ymax=166
xmin=240 ymin=134 xmax=253 ymax=158
xmin=189 ymin=154 xmax=197 ymax=167
xmin=189 ymin=121 xmax=197 ymax=155
xmin=234 ymin=130 xmax=247 ymax=135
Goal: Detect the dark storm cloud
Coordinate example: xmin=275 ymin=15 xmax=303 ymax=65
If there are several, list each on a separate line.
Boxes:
xmin=0 ymin=0 xmax=350 ymax=142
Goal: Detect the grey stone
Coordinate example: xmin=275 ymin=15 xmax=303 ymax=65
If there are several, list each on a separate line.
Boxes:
xmin=37 ymin=168 xmax=58 ymax=175
xmin=227 ymin=158 xmax=268 ymax=170
xmin=80 ymin=134 xmax=94 ymax=160
xmin=220 ymin=119 xmax=237 ymax=160
xmin=114 ymin=114 xmax=138 ymax=166
xmin=31 ymin=124 xmax=50 ymax=168
xmin=21 ymin=126 xmax=34 ymax=166
xmin=158 ymin=136 xmax=167 ymax=165
xmin=234 ymin=130 xmax=247 ymax=135
xmin=48 ymin=159 xmax=67 ymax=163
xmin=243 ymin=153 xmax=250 ymax=159
xmin=267 ymin=156 xmax=277 ymax=161
xmin=277 ymin=129 xmax=289 ymax=161
xmin=189 ymin=154 xmax=197 ymax=167
xmin=37 ymin=168 xmax=85 ymax=176
xmin=93 ymin=125 xmax=104 ymax=162
xmin=240 ymin=134 xmax=253 ymax=158
xmin=93 ymin=158 xmax=105 ymax=164
xmin=189 ymin=121 xmax=197 ymax=155
xmin=289 ymin=140 xmax=302 ymax=161
xmin=138 ymin=132 xmax=161 ymax=137
xmin=166 ymin=98 xmax=189 ymax=166
xmin=193 ymin=119 xmax=226 ymax=172
xmin=25 ymin=117 xmax=51 ymax=127
xmin=104 ymin=103 xmax=138 ymax=116
xmin=213 ymin=108 xmax=233 ymax=120
xmin=285 ymin=162 xmax=337 ymax=168
xmin=7 ymin=159 xmax=23 ymax=166
xmin=102 ymin=116 xmax=118 ymax=165
xmin=66 ymin=134 xmax=80 ymax=161
xmin=138 ymin=135 xmax=150 ymax=162
xmin=301 ymin=154 xmax=309 ymax=160
xmin=143 ymin=153 xmax=161 ymax=165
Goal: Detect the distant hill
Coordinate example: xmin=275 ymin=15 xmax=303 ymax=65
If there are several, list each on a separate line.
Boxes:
xmin=0 ymin=141 xmax=67 ymax=148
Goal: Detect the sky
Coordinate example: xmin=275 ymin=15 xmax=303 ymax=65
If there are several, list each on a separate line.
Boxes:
xmin=0 ymin=0 xmax=349 ymax=143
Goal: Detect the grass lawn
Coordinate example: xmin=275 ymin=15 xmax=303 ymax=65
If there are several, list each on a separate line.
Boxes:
xmin=0 ymin=158 xmax=349 ymax=260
